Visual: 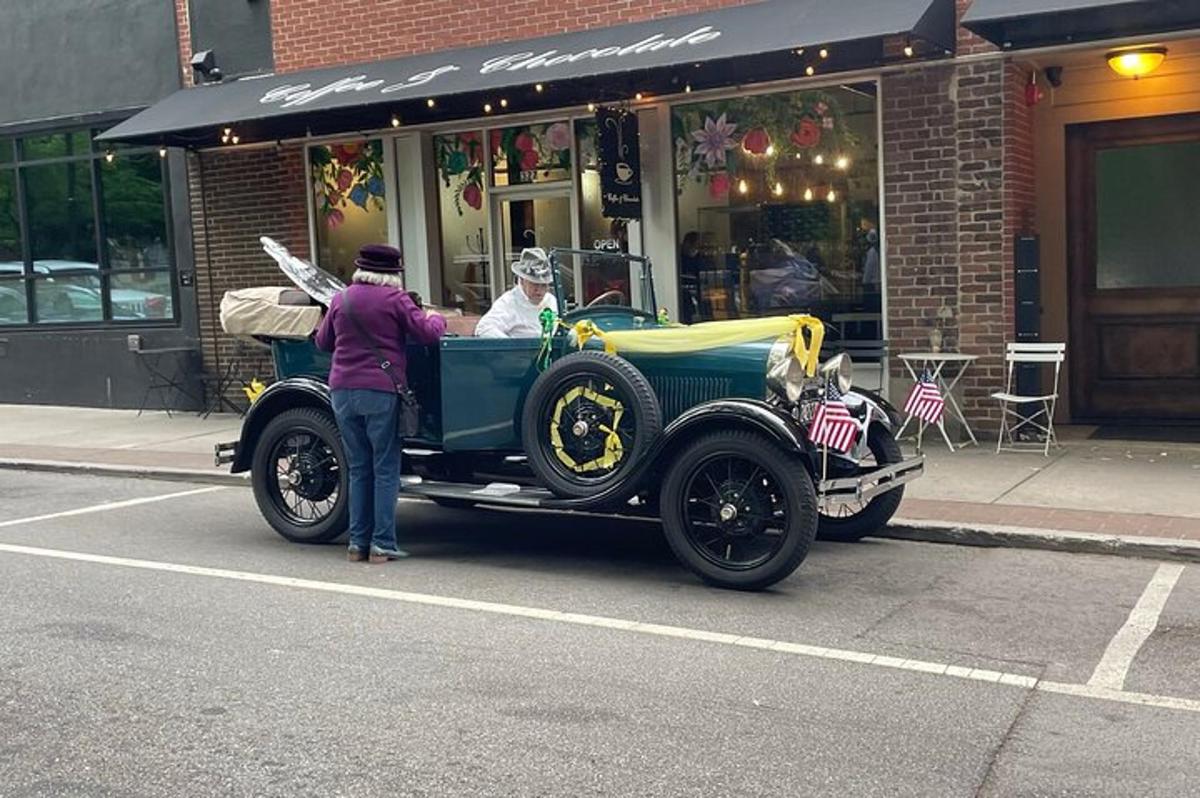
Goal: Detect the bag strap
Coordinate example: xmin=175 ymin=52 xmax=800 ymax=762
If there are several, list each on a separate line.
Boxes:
xmin=341 ymin=288 xmax=405 ymax=393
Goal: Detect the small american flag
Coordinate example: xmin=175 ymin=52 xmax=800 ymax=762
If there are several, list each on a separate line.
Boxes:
xmin=904 ymin=370 xmax=945 ymax=424
xmin=809 ymin=379 xmax=860 ymax=453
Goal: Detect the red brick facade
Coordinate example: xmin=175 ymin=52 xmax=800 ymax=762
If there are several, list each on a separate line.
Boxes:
xmin=269 ymin=0 xmax=757 ymax=74
xmin=188 ymin=147 xmax=311 ymax=394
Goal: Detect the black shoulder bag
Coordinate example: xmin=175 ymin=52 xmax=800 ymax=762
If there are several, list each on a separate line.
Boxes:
xmin=341 ymin=290 xmax=421 ymax=438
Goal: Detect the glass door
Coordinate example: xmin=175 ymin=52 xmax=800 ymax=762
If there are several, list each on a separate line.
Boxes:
xmin=489 ymin=187 xmax=576 ymax=305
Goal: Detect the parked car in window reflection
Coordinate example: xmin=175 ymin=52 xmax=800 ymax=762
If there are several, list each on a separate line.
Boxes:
xmin=0 ymin=261 xmax=169 ymax=321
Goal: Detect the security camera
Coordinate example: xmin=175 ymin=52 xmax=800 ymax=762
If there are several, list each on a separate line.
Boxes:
xmin=191 ymin=50 xmax=223 ymax=83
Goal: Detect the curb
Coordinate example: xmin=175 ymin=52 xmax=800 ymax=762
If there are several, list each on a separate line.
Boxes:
xmin=4 ymin=458 xmax=1199 ymax=565
xmin=0 ymin=458 xmax=248 ymax=487
xmin=883 ymin=517 xmax=1200 ymax=564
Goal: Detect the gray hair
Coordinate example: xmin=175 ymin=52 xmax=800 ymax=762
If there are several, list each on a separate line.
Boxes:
xmin=352 ymin=269 xmax=406 ymax=289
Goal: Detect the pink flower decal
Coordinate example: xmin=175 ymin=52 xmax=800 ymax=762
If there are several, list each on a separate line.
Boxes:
xmin=545 ymin=122 xmax=572 ymax=151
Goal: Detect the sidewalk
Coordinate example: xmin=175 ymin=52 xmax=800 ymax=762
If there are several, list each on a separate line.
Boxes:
xmin=2 ymin=404 xmax=1198 ymax=561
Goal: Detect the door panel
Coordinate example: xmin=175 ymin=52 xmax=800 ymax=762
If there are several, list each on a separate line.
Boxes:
xmin=1067 ymin=113 xmax=1200 ymax=421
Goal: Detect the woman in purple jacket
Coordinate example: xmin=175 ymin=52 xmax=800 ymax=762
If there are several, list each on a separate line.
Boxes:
xmin=315 ymin=244 xmax=446 ymax=563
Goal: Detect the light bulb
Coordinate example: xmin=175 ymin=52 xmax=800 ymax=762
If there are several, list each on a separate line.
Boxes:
xmin=765 ymin=144 xmax=775 ymax=156
xmin=835 ymin=155 xmax=850 ymax=170
xmin=391 ymin=115 xmax=401 ymax=127
xmin=773 ymin=182 xmax=784 ymax=196
xmin=635 ymin=92 xmax=644 ymax=101
xmin=814 ymin=154 xmax=824 ymax=165
xmin=684 ymin=84 xmax=692 ymax=93
xmin=826 ymin=189 xmax=836 ymax=202
xmin=804 ymin=187 xmax=814 ymax=201
xmin=535 ymin=83 xmax=544 ymax=93
xmin=499 ymin=98 xmax=508 ymax=108
xmin=819 ymin=48 xmax=829 ymax=59
xmin=231 ymin=134 xmax=240 ymax=144
xmin=737 ymin=178 xmax=749 ymax=195
xmin=158 ymin=147 xmax=167 ymax=158
xmin=483 ymin=102 xmax=493 ymax=113
xmin=587 ymin=102 xmax=596 ymax=112
xmin=904 ymin=44 xmax=915 ymax=57
xmin=805 ymin=66 xmax=815 ymax=77
xmin=104 ymin=150 xmax=115 ymax=163
xmin=426 ymin=98 xmax=435 ymax=108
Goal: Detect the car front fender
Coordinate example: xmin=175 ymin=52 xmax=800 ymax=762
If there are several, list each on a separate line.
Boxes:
xmin=229 ymin=377 xmax=332 ymax=472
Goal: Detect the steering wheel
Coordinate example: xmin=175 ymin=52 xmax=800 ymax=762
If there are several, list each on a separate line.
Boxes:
xmin=585 ymin=290 xmax=627 ymax=308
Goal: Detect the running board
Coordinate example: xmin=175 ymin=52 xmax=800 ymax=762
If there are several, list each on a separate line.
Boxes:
xmin=817 ymin=454 xmax=924 ymax=507
xmin=400 ymin=476 xmax=554 ymax=508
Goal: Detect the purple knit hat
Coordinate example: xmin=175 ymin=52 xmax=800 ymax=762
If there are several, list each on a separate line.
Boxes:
xmin=354 ymin=244 xmax=403 ymax=273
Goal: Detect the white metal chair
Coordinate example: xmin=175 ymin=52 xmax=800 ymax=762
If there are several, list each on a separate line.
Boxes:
xmin=992 ymin=342 xmax=1066 ymax=456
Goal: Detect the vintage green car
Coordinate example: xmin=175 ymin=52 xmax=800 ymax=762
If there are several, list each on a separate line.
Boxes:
xmin=216 ymin=239 xmax=922 ymax=590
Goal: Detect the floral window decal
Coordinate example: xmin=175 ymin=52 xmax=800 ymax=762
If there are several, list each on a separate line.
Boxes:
xmin=435 ymin=131 xmax=485 ymax=216
xmin=672 ymin=91 xmax=858 ymax=199
xmin=491 ymin=121 xmax=572 ymax=186
xmin=309 ymin=140 xmax=385 ymax=228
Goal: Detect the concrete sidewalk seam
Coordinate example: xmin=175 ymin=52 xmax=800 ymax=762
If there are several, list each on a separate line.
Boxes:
xmin=0 ymin=458 xmax=248 ymax=487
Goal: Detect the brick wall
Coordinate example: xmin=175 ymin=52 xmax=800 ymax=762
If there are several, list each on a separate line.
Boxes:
xmin=957 ymin=0 xmax=997 ymax=56
xmin=175 ymin=0 xmax=193 ymax=87
xmin=270 ymin=0 xmax=757 ymax=73
xmin=883 ymin=54 xmax=1021 ymax=430
xmin=187 ymin=146 xmax=311 ymax=399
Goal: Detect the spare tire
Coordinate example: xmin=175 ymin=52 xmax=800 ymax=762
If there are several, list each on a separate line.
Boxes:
xmin=521 ymin=350 xmax=662 ymax=499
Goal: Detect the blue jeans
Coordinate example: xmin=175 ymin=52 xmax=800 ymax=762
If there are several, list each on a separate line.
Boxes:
xmin=331 ymin=388 xmax=402 ymax=553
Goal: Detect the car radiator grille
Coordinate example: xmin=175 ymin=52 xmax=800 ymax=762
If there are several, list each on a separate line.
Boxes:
xmin=649 ymin=375 xmax=734 ymax=422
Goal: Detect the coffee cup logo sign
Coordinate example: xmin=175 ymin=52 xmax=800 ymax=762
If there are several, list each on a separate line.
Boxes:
xmin=596 ymin=107 xmax=642 ymax=220
xmin=258 ymin=26 xmax=721 ymax=109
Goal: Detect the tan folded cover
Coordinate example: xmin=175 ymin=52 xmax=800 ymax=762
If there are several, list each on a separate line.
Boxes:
xmin=219 ymin=286 xmax=323 ymax=339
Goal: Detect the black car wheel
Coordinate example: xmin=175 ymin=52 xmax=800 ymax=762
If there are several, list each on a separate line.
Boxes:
xmin=816 ymin=425 xmax=905 ymax=542
xmin=661 ymin=430 xmax=817 ymax=590
xmin=522 ymin=351 xmax=661 ymax=499
xmin=251 ymin=408 xmax=348 ymax=543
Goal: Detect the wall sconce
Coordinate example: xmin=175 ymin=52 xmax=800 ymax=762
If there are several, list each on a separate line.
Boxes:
xmin=1106 ymin=46 xmax=1167 ymax=79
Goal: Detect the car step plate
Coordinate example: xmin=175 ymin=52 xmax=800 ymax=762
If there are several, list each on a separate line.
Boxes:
xmin=400 ymin=477 xmax=554 ymax=508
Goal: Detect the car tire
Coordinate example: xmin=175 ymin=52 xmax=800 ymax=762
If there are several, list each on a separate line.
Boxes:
xmin=661 ymin=430 xmax=817 ymax=591
xmin=522 ymin=351 xmax=661 ymax=500
xmin=251 ymin=407 xmax=348 ymax=544
xmin=816 ymin=425 xmax=905 ymax=542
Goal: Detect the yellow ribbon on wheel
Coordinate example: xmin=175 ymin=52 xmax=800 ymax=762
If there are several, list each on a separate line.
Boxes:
xmin=549 ymin=385 xmax=625 ymax=473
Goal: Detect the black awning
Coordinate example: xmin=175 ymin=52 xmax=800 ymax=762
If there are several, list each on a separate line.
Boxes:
xmin=98 ymin=0 xmax=953 ymax=148
xmin=963 ymin=0 xmax=1200 ymax=50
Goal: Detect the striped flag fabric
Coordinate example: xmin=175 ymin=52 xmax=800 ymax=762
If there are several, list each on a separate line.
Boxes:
xmin=904 ymin=371 xmax=945 ymax=424
xmin=809 ymin=379 xmax=859 ymax=453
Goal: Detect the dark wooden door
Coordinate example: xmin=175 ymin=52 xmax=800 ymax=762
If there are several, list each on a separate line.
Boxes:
xmin=1067 ymin=113 xmax=1200 ymax=422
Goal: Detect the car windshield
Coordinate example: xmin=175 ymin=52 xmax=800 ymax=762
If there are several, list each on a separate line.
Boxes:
xmin=549 ymin=248 xmax=656 ymax=316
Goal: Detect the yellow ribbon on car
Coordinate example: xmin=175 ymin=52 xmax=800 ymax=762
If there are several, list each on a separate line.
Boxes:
xmin=570 ymin=315 xmax=825 ymax=376
xmin=549 ymin=385 xmax=625 ymax=473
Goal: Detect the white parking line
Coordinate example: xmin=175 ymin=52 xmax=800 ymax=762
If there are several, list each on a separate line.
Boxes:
xmin=1089 ymin=563 xmax=1186 ymax=691
xmin=0 ymin=486 xmax=225 ymax=529
xmin=1 ymin=541 xmax=1199 ymax=715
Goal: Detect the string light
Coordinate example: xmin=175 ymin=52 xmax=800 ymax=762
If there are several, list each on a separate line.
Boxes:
xmin=737 ymin=178 xmax=749 ymax=195
xmin=535 ymin=83 xmax=544 ymax=93
xmin=391 ymin=114 xmax=401 ymax=127
xmin=483 ymin=102 xmax=493 ymax=113
xmin=587 ymin=102 xmax=597 ymax=112
xmin=499 ymin=98 xmax=508 ymax=108
xmin=635 ymin=92 xmax=644 ymax=101
xmin=826 ymin=189 xmax=837 ymax=203
xmin=813 ymin=154 xmax=824 ymax=165
xmin=773 ymin=182 xmax=784 ymax=197
xmin=684 ymin=84 xmax=692 ymax=93
xmin=835 ymin=155 xmax=850 ymax=170
xmin=426 ymin=98 xmax=436 ymax=108
xmin=805 ymin=65 xmax=815 ymax=77
xmin=765 ymin=144 xmax=775 ymax=156
xmin=804 ymin=187 xmax=814 ymax=201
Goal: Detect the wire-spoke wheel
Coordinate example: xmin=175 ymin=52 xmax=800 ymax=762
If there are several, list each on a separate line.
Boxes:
xmin=523 ymin=351 xmax=661 ymax=499
xmin=816 ymin=425 xmax=905 ymax=542
xmin=662 ymin=430 xmax=817 ymax=590
xmin=252 ymin=408 xmax=348 ymax=543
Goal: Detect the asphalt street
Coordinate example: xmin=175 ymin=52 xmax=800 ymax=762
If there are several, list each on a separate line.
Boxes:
xmin=2 ymin=470 xmax=1199 ymax=797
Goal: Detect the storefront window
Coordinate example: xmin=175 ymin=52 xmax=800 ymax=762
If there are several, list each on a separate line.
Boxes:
xmin=309 ymin=139 xmax=389 ymax=283
xmin=0 ymin=127 xmax=176 ymax=326
xmin=434 ymin=131 xmax=491 ymax=312
xmin=491 ymin=121 xmax=572 ymax=187
xmin=0 ymin=139 xmax=13 ymax=164
xmin=672 ymin=84 xmax=880 ymax=327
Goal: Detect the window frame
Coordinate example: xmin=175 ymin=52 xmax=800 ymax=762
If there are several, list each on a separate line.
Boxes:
xmin=0 ymin=126 xmax=178 ymax=329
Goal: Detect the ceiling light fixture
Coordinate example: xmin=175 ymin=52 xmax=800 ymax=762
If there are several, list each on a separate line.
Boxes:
xmin=426 ymin=98 xmax=436 ymax=108
xmin=1106 ymin=46 xmax=1167 ymax=78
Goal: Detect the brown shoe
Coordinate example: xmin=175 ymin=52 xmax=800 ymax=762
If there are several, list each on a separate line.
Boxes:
xmin=347 ymin=547 xmax=368 ymax=562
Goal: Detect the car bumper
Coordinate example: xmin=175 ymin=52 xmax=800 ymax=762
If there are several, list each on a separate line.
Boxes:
xmin=816 ymin=454 xmax=924 ymax=507
xmin=215 ymin=440 xmax=238 ymax=467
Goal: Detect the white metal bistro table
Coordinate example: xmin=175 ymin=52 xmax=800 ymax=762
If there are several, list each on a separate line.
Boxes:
xmin=896 ymin=352 xmax=979 ymax=451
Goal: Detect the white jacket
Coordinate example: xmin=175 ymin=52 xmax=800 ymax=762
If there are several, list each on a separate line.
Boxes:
xmin=475 ymin=285 xmax=558 ymax=338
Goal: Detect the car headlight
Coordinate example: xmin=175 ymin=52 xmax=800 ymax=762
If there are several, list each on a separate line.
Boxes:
xmin=766 ymin=337 xmax=808 ymax=402
xmin=821 ymin=352 xmax=854 ymax=394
